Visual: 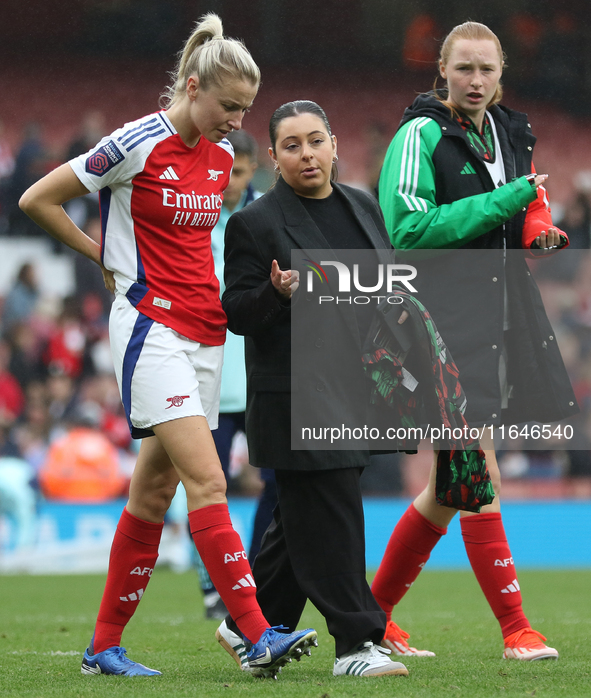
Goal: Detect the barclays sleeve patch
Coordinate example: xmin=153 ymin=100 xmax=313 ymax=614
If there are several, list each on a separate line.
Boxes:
xmin=85 ymin=140 xmax=125 ymax=176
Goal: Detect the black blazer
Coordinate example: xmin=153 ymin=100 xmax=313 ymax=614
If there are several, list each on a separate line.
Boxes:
xmin=222 ymin=176 xmax=392 ymax=471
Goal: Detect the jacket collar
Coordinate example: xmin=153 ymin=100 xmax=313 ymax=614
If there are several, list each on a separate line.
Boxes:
xmin=271 ymin=175 xmax=390 ymax=252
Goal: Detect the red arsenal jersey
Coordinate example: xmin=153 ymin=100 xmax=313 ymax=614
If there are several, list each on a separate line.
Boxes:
xmin=70 ymin=111 xmax=233 ymax=345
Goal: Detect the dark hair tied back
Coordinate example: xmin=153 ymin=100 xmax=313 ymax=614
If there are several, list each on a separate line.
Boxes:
xmin=269 ymin=100 xmax=337 ymax=181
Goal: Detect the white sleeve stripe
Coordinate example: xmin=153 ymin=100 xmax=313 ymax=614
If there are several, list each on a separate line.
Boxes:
xmin=398 ymin=117 xmax=431 ymax=212
xmin=118 ymin=117 xmax=159 ymax=142
xmin=122 ymin=123 xmax=166 ymax=148
xmin=398 ymin=123 xmax=414 ymax=210
xmin=411 ymin=121 xmax=423 ymax=211
xmin=157 ymin=112 xmax=175 ymax=136
xmin=125 ymin=129 xmax=166 ymax=151
xmin=407 ymin=117 xmax=430 ymax=213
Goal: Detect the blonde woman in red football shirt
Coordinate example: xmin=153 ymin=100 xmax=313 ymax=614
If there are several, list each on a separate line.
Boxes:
xmin=19 ymin=14 xmax=316 ymax=678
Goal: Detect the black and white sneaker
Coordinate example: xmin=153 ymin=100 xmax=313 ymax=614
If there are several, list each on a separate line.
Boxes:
xmin=333 ymin=641 xmax=409 ymax=677
xmin=215 ymin=619 xmax=250 ymax=671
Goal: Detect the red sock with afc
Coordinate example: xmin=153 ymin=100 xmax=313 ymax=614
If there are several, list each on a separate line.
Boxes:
xmin=93 ymin=508 xmax=162 ymax=654
xmin=372 ymin=503 xmax=446 ymax=617
xmin=461 ymin=513 xmax=529 ymax=638
xmin=189 ymin=503 xmax=268 ymax=643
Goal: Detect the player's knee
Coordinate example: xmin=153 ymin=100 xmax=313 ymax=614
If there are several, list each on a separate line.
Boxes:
xmin=184 ymin=467 xmax=227 ymax=508
xmin=146 ymin=488 xmax=176 ymax=520
xmin=201 ymin=469 xmax=227 ymax=501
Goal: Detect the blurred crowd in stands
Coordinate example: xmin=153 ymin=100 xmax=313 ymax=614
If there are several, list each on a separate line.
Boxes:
xmin=0 ymin=118 xmax=590 ymax=520
xmin=1 ymin=1 xmax=591 ymax=555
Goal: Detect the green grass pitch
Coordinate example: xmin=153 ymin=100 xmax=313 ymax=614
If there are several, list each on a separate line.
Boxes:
xmin=0 ymin=569 xmax=589 ymax=697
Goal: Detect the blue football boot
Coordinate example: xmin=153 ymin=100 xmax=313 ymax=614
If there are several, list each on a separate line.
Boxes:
xmin=246 ymin=626 xmax=318 ymax=678
xmin=81 ymin=645 xmax=161 ymax=676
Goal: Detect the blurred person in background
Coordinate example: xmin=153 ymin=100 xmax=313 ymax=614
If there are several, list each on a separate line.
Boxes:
xmin=38 ymin=402 xmax=126 ymax=503
xmin=6 ymin=123 xmax=49 ymax=237
xmin=6 ymin=321 xmax=45 ymax=390
xmin=533 ymin=191 xmax=591 ymax=283
xmin=74 ymin=216 xmax=114 ymax=317
xmin=77 ymin=373 xmax=132 ymax=451
xmin=375 ymin=21 xmax=576 ymax=662
xmin=19 ymin=13 xmax=316 ymax=679
xmin=42 ymin=296 xmax=87 ymax=381
xmin=402 ymin=13 xmax=440 ymax=75
xmin=66 ymin=110 xmax=107 ymax=161
xmin=44 ymin=370 xmax=81 ymax=439
xmin=12 ymin=392 xmax=51 ymax=475
xmin=0 ymin=339 xmax=25 ymax=431
xmin=62 ymin=112 xmax=105 ymax=235
xmin=0 ymin=118 xmax=15 ymax=234
xmin=1 ymin=262 xmax=39 ymax=337
xmin=0 ymin=455 xmax=37 ymax=552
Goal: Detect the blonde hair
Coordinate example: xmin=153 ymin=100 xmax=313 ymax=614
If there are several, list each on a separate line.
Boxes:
xmin=160 ymin=13 xmax=260 ymax=108
xmin=435 ymin=21 xmax=506 ymax=112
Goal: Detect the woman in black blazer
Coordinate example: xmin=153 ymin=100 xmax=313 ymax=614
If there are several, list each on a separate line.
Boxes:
xmin=216 ymin=101 xmax=409 ymax=678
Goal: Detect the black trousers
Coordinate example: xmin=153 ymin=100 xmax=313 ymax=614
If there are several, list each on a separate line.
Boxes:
xmin=228 ymin=467 xmax=385 ymax=656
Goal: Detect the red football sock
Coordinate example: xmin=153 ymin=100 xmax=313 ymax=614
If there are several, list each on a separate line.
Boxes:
xmin=189 ymin=503 xmax=268 ymax=643
xmin=461 ymin=513 xmax=529 ymax=638
xmin=93 ymin=508 xmax=163 ymax=653
xmin=372 ymin=503 xmax=447 ymax=617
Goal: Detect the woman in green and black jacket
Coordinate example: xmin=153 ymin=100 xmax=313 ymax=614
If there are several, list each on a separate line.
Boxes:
xmin=373 ymin=21 xmax=576 ymax=662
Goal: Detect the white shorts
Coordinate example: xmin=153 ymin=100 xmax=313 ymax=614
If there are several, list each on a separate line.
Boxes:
xmin=109 ymin=294 xmax=223 ymax=438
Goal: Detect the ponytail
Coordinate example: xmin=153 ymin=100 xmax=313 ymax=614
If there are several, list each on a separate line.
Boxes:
xmin=160 ymin=13 xmax=260 ymax=108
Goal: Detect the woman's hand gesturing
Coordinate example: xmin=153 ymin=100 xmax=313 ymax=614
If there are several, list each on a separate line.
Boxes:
xmin=271 ymin=259 xmax=300 ymax=299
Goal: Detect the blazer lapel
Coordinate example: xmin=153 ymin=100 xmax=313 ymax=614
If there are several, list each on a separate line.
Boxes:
xmin=274 ymin=176 xmax=390 ymax=252
xmin=273 ymin=176 xmax=332 ymax=250
xmin=333 ymin=182 xmax=391 ymax=251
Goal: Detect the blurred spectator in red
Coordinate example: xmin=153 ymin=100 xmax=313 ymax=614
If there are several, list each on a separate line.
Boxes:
xmin=402 ymin=14 xmax=440 ymax=73
xmin=1 ymin=262 xmax=39 ymax=337
xmin=0 ymin=339 xmax=25 ymax=428
xmin=42 ymin=296 xmax=87 ymax=379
